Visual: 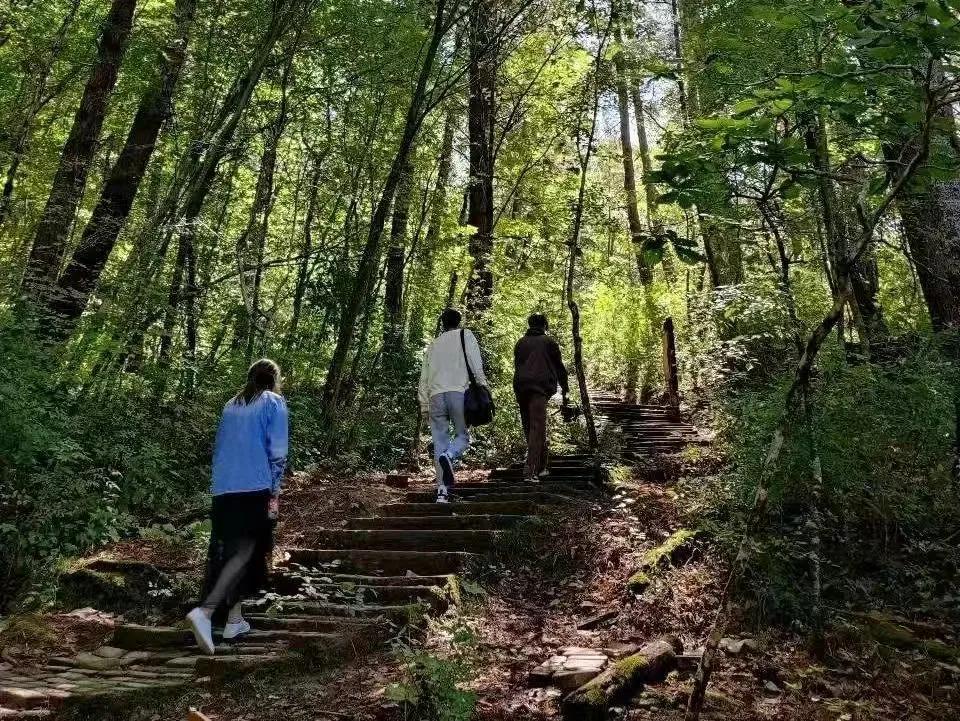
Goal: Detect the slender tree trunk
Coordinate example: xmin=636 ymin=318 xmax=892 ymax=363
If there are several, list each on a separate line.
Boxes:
xmin=565 ymin=12 xmax=612 ymax=453
xmin=465 ymin=0 xmax=496 ymax=323
xmin=156 ymin=2 xmax=295 ymax=390
xmin=321 ymin=0 xmax=450 ymax=426
xmin=612 ymin=20 xmax=652 ymax=286
xmin=288 ymin=152 xmax=326 ymax=344
xmin=384 ymin=149 xmax=416 ymax=355
xmin=21 ymin=0 xmax=137 ymax=302
xmin=409 ymin=105 xmax=457 ymax=347
xmin=50 ymin=0 xmax=198 ymax=328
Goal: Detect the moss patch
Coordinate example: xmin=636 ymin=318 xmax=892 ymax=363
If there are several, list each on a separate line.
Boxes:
xmin=626 ymin=528 xmax=699 ymax=594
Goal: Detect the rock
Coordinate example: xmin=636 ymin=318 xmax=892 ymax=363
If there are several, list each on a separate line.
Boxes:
xmin=0 ymin=687 xmax=49 ymax=709
xmin=73 ymin=652 xmax=124 ymax=671
xmin=763 ymin=680 xmax=780 ymax=694
xmin=188 ymin=710 xmax=213 ymax=721
xmin=93 ymin=646 xmax=127 ymax=659
xmin=719 ymin=637 xmax=759 ymax=656
xmin=577 ymin=610 xmax=619 ymax=631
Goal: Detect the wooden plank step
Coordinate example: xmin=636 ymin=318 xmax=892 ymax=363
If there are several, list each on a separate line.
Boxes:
xmin=284 ymin=548 xmax=474 ymax=575
xmin=347 ymin=514 xmax=533 ymax=530
xmin=310 ymin=529 xmax=497 ymax=553
xmin=378 ymin=501 xmax=538 ymax=517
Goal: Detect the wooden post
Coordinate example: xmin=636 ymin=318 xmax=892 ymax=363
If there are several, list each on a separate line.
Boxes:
xmin=662 ymin=316 xmax=679 ymax=409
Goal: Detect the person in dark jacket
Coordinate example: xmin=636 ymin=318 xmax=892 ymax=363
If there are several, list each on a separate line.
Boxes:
xmin=513 ymin=313 xmax=569 ymax=481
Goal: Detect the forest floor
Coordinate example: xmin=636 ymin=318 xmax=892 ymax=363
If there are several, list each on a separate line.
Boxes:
xmin=3 ymin=451 xmax=959 ymax=720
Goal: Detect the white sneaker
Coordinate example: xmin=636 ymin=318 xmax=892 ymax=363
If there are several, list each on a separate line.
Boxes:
xmin=222 ymin=619 xmax=251 ymax=640
xmin=186 ymin=607 xmax=216 ymax=655
xmin=436 ymin=487 xmax=450 ymax=504
xmin=538 ymin=468 xmax=551 ymax=479
xmin=526 ymin=476 xmax=541 ymax=485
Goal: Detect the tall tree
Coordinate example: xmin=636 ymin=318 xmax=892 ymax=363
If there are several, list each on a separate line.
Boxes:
xmin=464 ymin=0 xmax=496 ymax=322
xmin=321 ymin=0 xmax=455 ymax=425
xmin=49 ymin=0 xmax=198 ymax=327
xmin=21 ymin=0 xmax=137 ymax=303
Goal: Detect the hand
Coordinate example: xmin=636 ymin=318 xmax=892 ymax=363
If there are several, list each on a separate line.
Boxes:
xmin=268 ymin=496 xmax=279 ymax=520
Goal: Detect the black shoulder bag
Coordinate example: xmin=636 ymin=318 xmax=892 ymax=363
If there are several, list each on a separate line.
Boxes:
xmin=460 ymin=329 xmax=495 ymax=426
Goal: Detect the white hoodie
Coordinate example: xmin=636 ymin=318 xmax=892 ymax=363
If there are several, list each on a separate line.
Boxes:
xmin=418 ymin=329 xmax=489 ymax=411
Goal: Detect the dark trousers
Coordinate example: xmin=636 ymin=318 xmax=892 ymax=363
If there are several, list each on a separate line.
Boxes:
xmin=516 ymin=391 xmax=549 ymax=478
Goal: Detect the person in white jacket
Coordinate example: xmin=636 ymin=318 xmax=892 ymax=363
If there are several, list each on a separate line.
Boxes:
xmin=418 ymin=308 xmax=489 ymax=502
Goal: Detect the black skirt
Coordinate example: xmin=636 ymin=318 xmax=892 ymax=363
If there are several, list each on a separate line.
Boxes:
xmin=201 ymin=489 xmax=274 ymax=616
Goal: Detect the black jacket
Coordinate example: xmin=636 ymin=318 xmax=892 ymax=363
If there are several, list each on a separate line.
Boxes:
xmin=513 ymin=328 xmax=569 ymax=396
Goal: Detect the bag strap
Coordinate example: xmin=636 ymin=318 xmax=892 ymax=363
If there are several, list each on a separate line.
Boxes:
xmin=460 ymin=329 xmax=478 ymax=386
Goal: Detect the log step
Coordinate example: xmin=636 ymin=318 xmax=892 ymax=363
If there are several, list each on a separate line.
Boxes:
xmin=243 ymin=600 xmax=429 ymax=624
xmin=284 ymin=548 xmax=474 ymax=575
xmin=310 ymin=529 xmax=497 ymax=553
xmin=278 ymin=571 xmax=454 ymax=587
xmin=347 ymin=514 xmax=534 ymax=530
xmin=378 ymin=501 xmax=538 ymax=517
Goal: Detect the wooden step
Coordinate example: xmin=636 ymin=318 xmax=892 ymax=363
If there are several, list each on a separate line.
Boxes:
xmin=285 ymin=548 xmax=474 ymax=575
xmin=279 ymin=571 xmax=454 ymax=587
xmin=245 ymin=615 xmax=379 ymax=633
xmin=379 ymin=501 xmax=538 ymax=517
xmin=293 ymin=583 xmax=449 ymax=606
xmin=310 ymin=529 xmax=497 ymax=553
xmin=243 ymin=600 xmax=430 ymax=623
xmin=348 ymin=514 xmax=532 ymax=530
xmin=404 ymin=486 xmax=591 ymax=503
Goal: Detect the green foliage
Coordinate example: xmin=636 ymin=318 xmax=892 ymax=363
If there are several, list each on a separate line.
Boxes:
xmin=386 ymin=618 xmax=478 ymax=721
xmin=709 ymin=343 xmax=960 ymax=623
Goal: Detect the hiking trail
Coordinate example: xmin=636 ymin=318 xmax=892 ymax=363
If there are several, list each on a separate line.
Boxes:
xmin=0 ymin=395 xmax=699 ymax=719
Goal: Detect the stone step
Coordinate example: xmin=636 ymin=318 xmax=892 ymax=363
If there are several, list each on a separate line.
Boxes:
xmin=285 ymin=548 xmax=474 ymax=575
xmin=347 ymin=514 xmax=533 ymax=530
xmin=485 ymin=472 xmax=596 ymax=484
xmin=310 ymin=529 xmax=497 ymax=553
xmin=379 ymin=501 xmax=538 ymax=516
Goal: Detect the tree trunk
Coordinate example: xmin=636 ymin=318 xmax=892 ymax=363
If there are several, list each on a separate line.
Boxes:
xmin=383 ymin=148 xmax=416 ymax=354
xmin=21 ymin=0 xmax=137 ymax=302
xmin=321 ymin=0 xmax=451 ymax=425
xmin=612 ymin=20 xmax=652 ymax=286
xmin=465 ymin=0 xmax=496 ymax=323
xmin=50 ymin=0 xmax=197 ymax=328
xmin=408 ymin=104 xmax=456 ymax=346
xmin=893 ymin=166 xmax=960 ymax=332
xmin=288 ymin=152 xmax=326 ymax=344
xmin=156 ymin=2 xmax=295 ymax=390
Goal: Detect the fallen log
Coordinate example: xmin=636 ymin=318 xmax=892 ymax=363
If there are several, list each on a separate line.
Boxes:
xmin=562 ymin=636 xmax=682 ymax=721
xmin=627 ymin=529 xmax=699 ymax=594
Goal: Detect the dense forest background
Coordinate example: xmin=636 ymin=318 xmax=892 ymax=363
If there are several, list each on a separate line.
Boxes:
xmin=1 ymin=0 xmax=958 ymax=635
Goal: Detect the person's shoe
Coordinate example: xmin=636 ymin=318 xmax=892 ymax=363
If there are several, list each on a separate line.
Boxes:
xmin=436 ymin=486 xmax=450 ymax=504
xmin=438 ymin=453 xmax=455 ymax=489
xmin=222 ymin=618 xmax=251 ymax=640
xmin=526 ymin=476 xmax=541 ymax=485
xmin=186 ymin=607 xmax=216 ymax=655
xmin=538 ymin=468 xmax=551 ymax=479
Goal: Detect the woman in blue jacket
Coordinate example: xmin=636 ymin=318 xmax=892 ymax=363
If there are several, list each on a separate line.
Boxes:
xmin=187 ymin=359 xmax=289 ymax=655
